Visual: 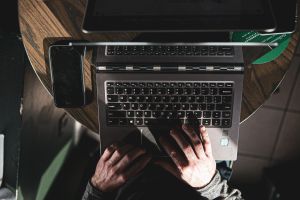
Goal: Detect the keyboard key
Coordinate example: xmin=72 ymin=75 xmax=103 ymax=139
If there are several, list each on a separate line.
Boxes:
xmin=132 ymin=88 xmax=141 ymax=94
xmin=107 ymin=87 xmax=115 ymax=94
xmin=186 ymin=111 xmax=194 ymax=118
xmin=122 ymin=103 xmax=130 ymax=110
xmin=213 ymin=96 xmax=221 ymax=103
xmin=222 ymin=119 xmax=231 ymax=127
xmin=196 ymin=96 xmax=205 ymax=103
xmin=149 ymin=104 xmax=156 ymax=110
xmin=128 ymin=96 xmax=136 ymax=102
xmin=162 ymin=96 xmax=170 ymax=102
xmin=216 ymin=104 xmax=231 ymax=110
xmin=192 ymin=88 xmax=200 ymax=95
xmin=177 ymin=111 xmax=185 ymax=118
xmin=170 ymin=96 xmax=178 ymax=102
xmin=194 ymin=111 xmax=202 ymax=118
xmin=201 ymin=88 xmax=209 ymax=95
xmin=165 ymin=104 xmax=173 ymax=110
xmin=157 ymin=88 xmax=166 ymax=95
xmin=153 ymin=96 xmax=161 ymax=102
xmin=217 ymin=83 xmax=224 ymax=87
xmin=207 ymin=104 xmax=215 ymax=110
xmin=123 ymin=88 xmax=132 ymax=94
xmin=144 ymin=111 xmax=151 ymax=117
xmin=119 ymin=118 xmax=128 ymax=125
xmin=127 ymin=111 xmax=134 ymax=117
xmin=107 ymin=103 xmax=121 ymax=110
xmin=131 ymin=103 xmax=138 ymax=110
xmin=135 ymin=111 xmax=143 ymax=117
xmin=107 ymin=111 xmax=126 ymax=118
xmin=119 ymin=95 xmax=127 ymax=102
xmin=139 ymin=103 xmax=148 ymax=110
xmin=135 ymin=118 xmax=143 ymax=125
xmin=213 ymin=111 xmax=221 ymax=118
xmin=202 ymin=83 xmax=209 ymax=87
xmin=205 ymin=96 xmax=213 ymax=103
xmin=178 ymin=83 xmax=184 ymax=87
xmin=209 ymin=83 xmax=216 ymax=87
xmin=144 ymin=118 xmax=158 ymax=125
xmin=203 ymin=119 xmax=211 ymax=125
xmin=199 ymin=104 xmax=206 ymax=110
xmin=182 ymin=104 xmax=189 ymax=110
xmin=179 ymin=96 xmax=187 ymax=102
xmin=209 ymin=88 xmax=218 ymax=95
xmin=128 ymin=118 xmax=135 ymax=125
xmin=183 ymin=88 xmax=192 ymax=95
xmin=106 ymin=82 xmax=114 ymax=87
xmin=149 ymin=88 xmax=157 ymax=95
xmin=225 ymin=83 xmax=233 ymax=87
xmin=219 ymin=88 xmax=233 ymax=95
xmin=116 ymin=88 xmax=124 ymax=94
xmin=144 ymin=96 xmax=153 ymax=102
xmin=190 ymin=104 xmax=198 ymax=110
xmin=107 ymin=95 xmax=118 ymax=102
xmin=166 ymin=88 xmax=174 ymax=95
xmin=212 ymin=119 xmax=221 ymax=126
xmin=136 ymin=96 xmax=145 ymax=102
xmin=188 ymin=96 xmax=195 ymax=102
xmin=222 ymin=111 xmax=231 ymax=118
xmin=141 ymin=88 xmax=149 ymax=95
xmin=173 ymin=104 xmax=181 ymax=110
xmin=222 ymin=96 xmax=232 ymax=103
xmin=203 ymin=111 xmax=212 ymax=118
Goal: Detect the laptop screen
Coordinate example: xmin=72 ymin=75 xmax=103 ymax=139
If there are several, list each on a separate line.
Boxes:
xmin=94 ymin=0 xmax=264 ymax=16
xmin=82 ymin=0 xmax=275 ymax=32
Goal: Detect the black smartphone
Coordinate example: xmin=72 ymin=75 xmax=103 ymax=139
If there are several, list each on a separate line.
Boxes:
xmin=260 ymin=0 xmax=298 ymax=35
xmin=49 ymin=44 xmax=86 ymax=108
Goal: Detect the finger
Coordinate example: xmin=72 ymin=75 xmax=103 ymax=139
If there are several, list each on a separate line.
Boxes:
xmin=159 ymin=136 xmax=187 ymax=169
xmin=169 ymin=129 xmax=198 ymax=161
xmin=154 ymin=160 xmax=180 ymax=178
xmin=121 ymin=154 xmax=151 ymax=182
xmin=101 ymin=144 xmax=117 ymax=161
xmin=200 ymin=126 xmax=213 ymax=157
xmin=182 ymin=124 xmax=205 ymax=158
xmin=109 ymin=144 xmax=134 ymax=166
xmin=115 ymin=147 xmax=147 ymax=171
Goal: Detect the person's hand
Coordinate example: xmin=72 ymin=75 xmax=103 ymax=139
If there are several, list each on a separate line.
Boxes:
xmin=91 ymin=143 xmax=151 ymax=192
xmin=155 ymin=125 xmax=216 ymax=188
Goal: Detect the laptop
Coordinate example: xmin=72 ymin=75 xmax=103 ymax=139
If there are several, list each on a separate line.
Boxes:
xmin=94 ymin=43 xmax=244 ymax=160
xmin=82 ymin=0 xmax=276 ymax=32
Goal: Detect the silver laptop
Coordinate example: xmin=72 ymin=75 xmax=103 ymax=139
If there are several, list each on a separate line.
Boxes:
xmin=94 ymin=43 xmax=244 ymax=160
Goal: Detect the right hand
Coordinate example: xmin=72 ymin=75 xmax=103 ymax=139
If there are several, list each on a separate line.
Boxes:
xmin=91 ymin=143 xmax=151 ymax=192
xmin=155 ymin=125 xmax=216 ymax=188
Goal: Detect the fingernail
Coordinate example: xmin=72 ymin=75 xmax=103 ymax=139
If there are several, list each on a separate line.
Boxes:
xmin=170 ymin=129 xmax=174 ymax=134
xmin=200 ymin=126 xmax=206 ymax=131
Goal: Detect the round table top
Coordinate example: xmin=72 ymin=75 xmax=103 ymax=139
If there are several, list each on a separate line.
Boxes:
xmin=19 ymin=0 xmax=299 ymax=133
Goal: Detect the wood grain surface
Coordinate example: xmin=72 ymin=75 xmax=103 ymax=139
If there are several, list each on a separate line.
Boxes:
xmin=19 ymin=0 xmax=299 ymax=132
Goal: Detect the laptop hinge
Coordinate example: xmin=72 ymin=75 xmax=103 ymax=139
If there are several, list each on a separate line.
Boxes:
xmin=96 ymin=65 xmax=244 ymax=72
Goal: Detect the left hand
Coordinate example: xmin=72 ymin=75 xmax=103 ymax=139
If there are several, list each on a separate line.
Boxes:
xmin=155 ymin=125 xmax=216 ymax=188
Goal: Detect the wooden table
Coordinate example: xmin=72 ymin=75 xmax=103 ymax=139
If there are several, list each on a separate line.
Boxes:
xmin=19 ymin=0 xmax=299 ymax=133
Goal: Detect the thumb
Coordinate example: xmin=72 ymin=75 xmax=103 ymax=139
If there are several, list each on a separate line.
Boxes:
xmin=154 ymin=160 xmax=180 ymax=178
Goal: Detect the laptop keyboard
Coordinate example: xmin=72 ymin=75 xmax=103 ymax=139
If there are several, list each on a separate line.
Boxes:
xmin=105 ymin=81 xmax=234 ymax=128
xmin=106 ymin=46 xmax=234 ymax=56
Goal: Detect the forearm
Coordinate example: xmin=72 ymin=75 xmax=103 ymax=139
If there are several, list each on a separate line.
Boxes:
xmin=197 ymin=170 xmax=243 ymax=200
xmin=82 ymin=180 xmax=115 ymax=200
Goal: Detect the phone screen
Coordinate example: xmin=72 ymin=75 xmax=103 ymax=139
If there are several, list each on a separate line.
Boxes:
xmin=50 ymin=46 xmax=85 ymax=107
